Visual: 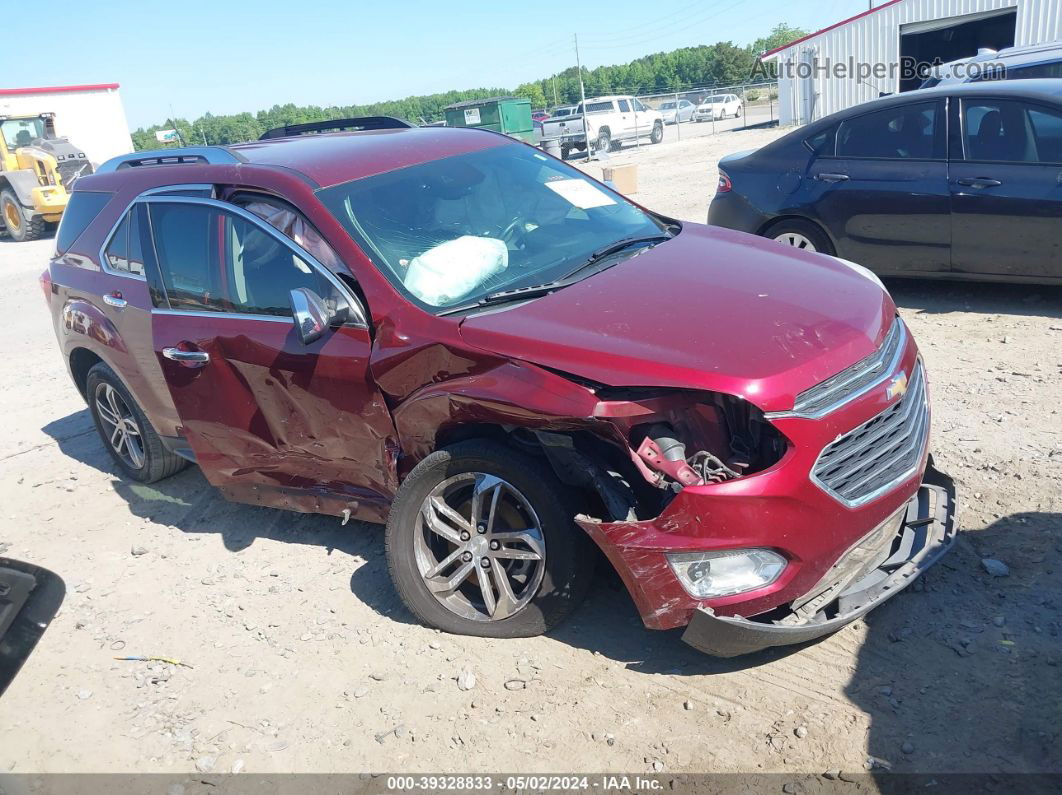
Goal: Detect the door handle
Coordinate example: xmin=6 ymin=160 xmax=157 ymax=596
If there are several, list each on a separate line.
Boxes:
xmin=102 ymin=293 xmax=127 ymax=309
xmin=162 ymin=347 xmax=210 ymax=364
xmin=815 ymin=173 xmax=850 ymax=182
xmin=956 ymin=177 xmax=1002 ymax=188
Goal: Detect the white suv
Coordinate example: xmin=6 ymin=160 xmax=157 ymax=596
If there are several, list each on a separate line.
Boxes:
xmin=694 ymin=94 xmax=743 ymax=121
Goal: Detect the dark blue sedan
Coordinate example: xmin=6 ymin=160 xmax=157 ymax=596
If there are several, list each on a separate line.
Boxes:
xmin=708 ymin=79 xmax=1062 ymax=284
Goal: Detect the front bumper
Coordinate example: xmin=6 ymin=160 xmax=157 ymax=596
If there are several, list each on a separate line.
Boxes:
xmin=682 ymin=468 xmax=956 ymax=657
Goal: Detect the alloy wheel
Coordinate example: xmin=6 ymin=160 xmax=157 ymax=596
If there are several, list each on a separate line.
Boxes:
xmin=773 ymin=232 xmax=817 ymax=252
xmin=414 ymin=472 xmax=545 ymax=622
xmin=94 ymin=382 xmax=145 ymax=469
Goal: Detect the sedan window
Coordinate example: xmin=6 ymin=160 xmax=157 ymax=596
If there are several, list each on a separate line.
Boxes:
xmin=961 ymin=99 xmax=1061 ymax=163
xmin=837 ymin=102 xmax=943 ymax=160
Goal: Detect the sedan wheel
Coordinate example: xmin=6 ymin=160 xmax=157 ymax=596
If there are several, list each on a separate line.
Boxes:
xmin=773 ymin=232 xmax=817 ymax=252
xmin=415 ymin=473 xmax=545 ymax=622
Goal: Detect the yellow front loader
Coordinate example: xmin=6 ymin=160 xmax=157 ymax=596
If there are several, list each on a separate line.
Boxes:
xmin=0 ymin=113 xmax=93 ymax=241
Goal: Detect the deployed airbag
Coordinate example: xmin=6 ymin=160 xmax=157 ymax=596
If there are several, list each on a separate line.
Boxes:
xmin=404 ymin=236 xmax=508 ymax=306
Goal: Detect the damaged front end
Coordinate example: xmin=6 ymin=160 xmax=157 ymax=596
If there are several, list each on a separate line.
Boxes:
xmin=506 ymin=384 xmax=798 ymax=631
xmin=681 ymin=466 xmax=957 ymax=657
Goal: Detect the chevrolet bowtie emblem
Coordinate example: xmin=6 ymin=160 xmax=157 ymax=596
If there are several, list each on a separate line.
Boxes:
xmin=886 ymin=371 xmax=909 ymax=401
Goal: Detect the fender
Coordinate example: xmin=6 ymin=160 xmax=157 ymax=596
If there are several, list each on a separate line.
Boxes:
xmin=390 ymin=359 xmax=618 ymax=467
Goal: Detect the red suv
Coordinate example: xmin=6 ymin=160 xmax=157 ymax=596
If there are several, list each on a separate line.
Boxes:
xmin=43 ymin=117 xmax=955 ymax=656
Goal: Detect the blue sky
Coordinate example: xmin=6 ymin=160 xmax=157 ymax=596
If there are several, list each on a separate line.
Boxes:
xmin=11 ymin=0 xmax=871 ymax=128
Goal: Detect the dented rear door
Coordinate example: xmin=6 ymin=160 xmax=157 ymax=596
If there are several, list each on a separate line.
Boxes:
xmin=143 ymin=196 xmax=399 ymax=520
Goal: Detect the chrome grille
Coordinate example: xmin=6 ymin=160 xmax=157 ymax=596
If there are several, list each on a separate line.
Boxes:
xmin=788 ymin=319 xmax=905 ymax=418
xmin=812 ymin=362 xmax=928 ymax=507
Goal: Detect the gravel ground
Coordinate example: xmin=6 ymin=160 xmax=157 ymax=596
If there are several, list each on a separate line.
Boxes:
xmin=0 ymin=124 xmax=1059 ymax=777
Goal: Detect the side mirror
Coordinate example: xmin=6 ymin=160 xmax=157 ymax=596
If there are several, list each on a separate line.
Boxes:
xmin=289 ymin=287 xmax=331 ymax=345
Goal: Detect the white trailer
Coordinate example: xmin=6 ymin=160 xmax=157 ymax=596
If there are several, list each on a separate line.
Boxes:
xmin=0 ymin=83 xmax=133 ymax=167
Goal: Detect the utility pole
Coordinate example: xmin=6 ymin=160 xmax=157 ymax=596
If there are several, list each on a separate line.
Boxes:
xmin=552 ymin=75 xmax=559 ymax=106
xmin=575 ymin=33 xmax=591 ymax=161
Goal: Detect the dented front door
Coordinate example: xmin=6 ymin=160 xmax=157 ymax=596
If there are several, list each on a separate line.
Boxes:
xmin=145 ymin=196 xmax=399 ymax=520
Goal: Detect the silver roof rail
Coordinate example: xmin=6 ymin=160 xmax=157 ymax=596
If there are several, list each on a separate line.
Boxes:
xmin=96 ymin=146 xmax=242 ymax=173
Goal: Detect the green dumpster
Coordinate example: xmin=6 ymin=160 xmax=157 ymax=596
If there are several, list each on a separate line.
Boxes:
xmin=443 ymin=96 xmax=538 ymax=144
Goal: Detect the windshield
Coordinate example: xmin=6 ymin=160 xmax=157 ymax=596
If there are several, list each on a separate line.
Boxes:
xmin=704 ymin=97 xmax=725 ymax=103
xmin=317 ymin=144 xmax=667 ymax=310
xmin=1 ymin=118 xmax=45 ymax=149
xmin=660 ymin=102 xmax=676 ymax=110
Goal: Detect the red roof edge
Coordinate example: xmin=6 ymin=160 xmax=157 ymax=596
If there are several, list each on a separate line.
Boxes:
xmin=0 ymin=83 xmax=120 ymax=97
xmin=761 ymin=0 xmax=906 ymax=58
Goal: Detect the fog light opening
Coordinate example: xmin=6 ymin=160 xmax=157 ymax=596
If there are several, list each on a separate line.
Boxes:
xmin=667 ymin=548 xmax=786 ymax=599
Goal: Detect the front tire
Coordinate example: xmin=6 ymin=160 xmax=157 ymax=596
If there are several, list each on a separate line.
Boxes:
xmin=385 ymin=440 xmax=595 ymax=638
xmin=1 ymin=189 xmax=45 ymax=242
xmin=650 ymin=121 xmax=663 ymax=144
xmin=86 ymin=363 xmax=187 ymax=483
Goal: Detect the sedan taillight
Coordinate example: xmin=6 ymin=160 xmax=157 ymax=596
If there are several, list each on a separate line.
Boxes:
xmin=716 ymin=170 xmax=732 ymax=193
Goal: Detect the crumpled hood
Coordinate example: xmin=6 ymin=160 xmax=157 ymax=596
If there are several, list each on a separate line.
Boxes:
xmin=458 ymin=223 xmax=896 ymax=413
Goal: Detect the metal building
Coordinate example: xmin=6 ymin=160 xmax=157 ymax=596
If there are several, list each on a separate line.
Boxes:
xmin=764 ymin=0 xmax=1062 ymax=125
xmin=0 ymin=83 xmax=133 ymax=167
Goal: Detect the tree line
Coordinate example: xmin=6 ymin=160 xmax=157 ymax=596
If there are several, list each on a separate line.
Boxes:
xmin=131 ymin=24 xmax=804 ymax=150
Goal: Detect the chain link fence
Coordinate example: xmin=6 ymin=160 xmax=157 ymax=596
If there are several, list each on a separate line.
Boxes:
xmin=635 ymin=80 xmax=780 ymax=138
xmin=543 ymin=80 xmax=779 ymax=158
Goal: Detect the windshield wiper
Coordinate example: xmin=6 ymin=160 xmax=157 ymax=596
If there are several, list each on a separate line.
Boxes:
xmin=450 ymin=234 xmax=673 ymax=313
xmin=477 ymin=280 xmax=571 ymax=306
xmin=560 ymin=234 xmax=671 ymax=280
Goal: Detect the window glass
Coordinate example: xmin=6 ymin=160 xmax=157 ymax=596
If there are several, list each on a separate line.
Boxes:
xmin=618 ymin=99 xmax=631 ymax=112
xmin=223 ymin=212 xmax=341 ymax=316
xmin=316 ymin=143 xmax=666 ymax=310
xmin=581 ymin=101 xmax=614 ymax=113
xmin=1010 ymin=61 xmax=1062 ymax=79
xmin=1028 ymin=106 xmax=1062 ymax=163
xmin=149 ymin=202 xmax=344 ymax=316
xmin=975 ymin=61 xmax=1062 ymax=81
xmin=962 ymin=99 xmax=1046 ymax=162
xmin=103 ymin=209 xmax=145 ymax=276
xmin=804 ymin=126 xmax=836 ymax=157
xmin=837 ymin=102 xmax=942 ymax=159
xmin=149 ymin=203 xmax=224 ymax=311
xmin=0 ymin=117 xmax=45 ymax=149
xmin=634 ymin=99 xmax=649 ymax=112
xmin=56 ymin=191 xmax=111 ymax=254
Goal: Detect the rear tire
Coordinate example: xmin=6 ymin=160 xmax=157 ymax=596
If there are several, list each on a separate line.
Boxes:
xmin=1 ymin=189 xmax=45 ymax=242
xmin=385 ymin=440 xmax=595 ymax=638
xmin=86 ymin=363 xmax=187 ymax=483
xmin=762 ymin=218 xmax=835 ymax=256
xmin=595 ymin=128 xmax=611 ymax=154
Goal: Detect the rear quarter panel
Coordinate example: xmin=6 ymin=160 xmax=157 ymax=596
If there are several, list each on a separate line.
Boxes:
xmin=49 ymin=190 xmax=182 ymax=438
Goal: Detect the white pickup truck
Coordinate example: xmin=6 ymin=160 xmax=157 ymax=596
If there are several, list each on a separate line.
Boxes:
xmin=541 ymin=95 xmax=664 ymax=157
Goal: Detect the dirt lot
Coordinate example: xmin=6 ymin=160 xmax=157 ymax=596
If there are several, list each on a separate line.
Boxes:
xmin=1 ymin=125 xmax=1060 ymax=779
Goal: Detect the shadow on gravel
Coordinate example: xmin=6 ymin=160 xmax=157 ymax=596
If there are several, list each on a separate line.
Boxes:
xmin=849 ymin=511 xmax=1061 ymax=776
xmin=885 ymin=277 xmax=1062 ymax=320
